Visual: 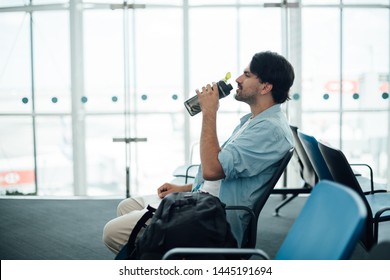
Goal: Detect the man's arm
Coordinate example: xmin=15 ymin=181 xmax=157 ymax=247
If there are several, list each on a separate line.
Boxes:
xmin=157 ymin=183 xmax=192 ymax=198
xmin=197 ymin=83 xmax=225 ymax=180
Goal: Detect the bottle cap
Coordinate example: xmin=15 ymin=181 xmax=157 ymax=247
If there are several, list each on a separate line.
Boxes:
xmin=224 ymin=72 xmax=231 ymax=82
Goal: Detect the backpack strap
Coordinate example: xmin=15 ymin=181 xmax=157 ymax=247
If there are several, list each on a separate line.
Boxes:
xmin=126 ymin=205 xmax=156 ymax=256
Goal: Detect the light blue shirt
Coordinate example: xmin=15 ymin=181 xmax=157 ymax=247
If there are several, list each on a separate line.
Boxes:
xmin=192 ymin=104 xmax=294 ymax=246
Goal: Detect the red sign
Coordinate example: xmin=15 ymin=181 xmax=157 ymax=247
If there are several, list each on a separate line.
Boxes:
xmin=324 ymin=80 xmax=359 ymax=93
xmin=379 ymin=82 xmax=388 ymax=92
xmin=0 ymin=170 xmax=35 ymax=187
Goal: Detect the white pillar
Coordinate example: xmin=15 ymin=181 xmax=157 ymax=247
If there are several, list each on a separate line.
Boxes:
xmin=70 ymin=0 xmax=87 ymax=196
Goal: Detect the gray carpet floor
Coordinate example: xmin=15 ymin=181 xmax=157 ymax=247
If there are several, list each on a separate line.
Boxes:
xmin=0 ymin=198 xmax=120 ymax=260
xmin=0 ymin=194 xmax=387 ymax=260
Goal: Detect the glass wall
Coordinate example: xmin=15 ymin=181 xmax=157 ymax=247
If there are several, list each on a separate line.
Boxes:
xmin=300 ymin=2 xmax=389 ymax=185
xmin=1 ymin=0 xmax=389 ymax=197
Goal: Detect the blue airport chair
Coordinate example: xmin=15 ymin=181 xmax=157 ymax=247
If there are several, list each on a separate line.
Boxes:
xmin=318 ymin=141 xmax=390 ymax=250
xmin=163 ymin=180 xmax=367 ymax=260
xmin=297 ymin=130 xmax=333 ymax=181
xmin=228 ymin=147 xmax=295 ymax=249
xmin=271 ymin=125 xmax=317 ymax=216
xmin=298 ymin=130 xmax=386 ymax=195
xmin=275 ymin=180 xmax=366 ymax=260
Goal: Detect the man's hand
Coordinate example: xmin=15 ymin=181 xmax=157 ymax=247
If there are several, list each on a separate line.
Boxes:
xmin=157 ymin=183 xmax=192 ymax=198
xmin=196 ymin=83 xmax=220 ymax=115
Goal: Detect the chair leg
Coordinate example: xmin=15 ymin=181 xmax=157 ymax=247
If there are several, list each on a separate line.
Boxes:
xmin=274 ymin=194 xmax=298 ymax=216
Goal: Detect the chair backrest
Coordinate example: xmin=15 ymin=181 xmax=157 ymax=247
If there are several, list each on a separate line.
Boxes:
xmin=241 ymin=147 xmax=294 ymax=248
xmin=317 ymin=141 xmax=367 ymax=198
xmin=317 ymin=140 xmax=374 ymax=250
xmin=275 ymin=180 xmax=367 ymax=260
xmin=290 ymin=125 xmax=317 ymax=187
xmin=253 ymin=147 xmax=295 ymax=217
xmin=297 ymin=130 xmax=333 ymax=181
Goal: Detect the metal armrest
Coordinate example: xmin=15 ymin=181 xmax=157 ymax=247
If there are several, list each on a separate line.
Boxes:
xmin=350 ymin=163 xmax=374 ymax=193
xmin=373 ymin=207 xmax=390 ymax=243
xmin=162 ymin=247 xmax=270 ymax=260
xmin=172 ymin=164 xmax=200 ymax=183
xmin=185 ymin=164 xmax=200 ymax=183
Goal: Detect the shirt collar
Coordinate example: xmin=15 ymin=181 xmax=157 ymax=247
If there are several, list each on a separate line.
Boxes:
xmin=240 ymin=104 xmax=282 ymax=124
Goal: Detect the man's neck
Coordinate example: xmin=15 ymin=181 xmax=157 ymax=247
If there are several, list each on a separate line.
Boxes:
xmin=250 ymin=100 xmax=276 ymax=118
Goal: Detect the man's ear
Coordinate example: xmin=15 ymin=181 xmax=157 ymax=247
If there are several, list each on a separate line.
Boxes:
xmin=260 ymin=83 xmax=273 ymax=95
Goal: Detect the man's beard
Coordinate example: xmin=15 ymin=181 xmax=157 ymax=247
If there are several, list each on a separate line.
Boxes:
xmin=234 ymin=92 xmax=255 ymax=104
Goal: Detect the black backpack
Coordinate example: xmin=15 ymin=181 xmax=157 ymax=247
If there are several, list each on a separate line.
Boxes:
xmin=116 ymin=191 xmax=238 ymax=260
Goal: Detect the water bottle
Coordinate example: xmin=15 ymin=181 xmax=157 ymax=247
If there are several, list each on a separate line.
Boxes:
xmin=184 ymin=74 xmax=233 ymax=116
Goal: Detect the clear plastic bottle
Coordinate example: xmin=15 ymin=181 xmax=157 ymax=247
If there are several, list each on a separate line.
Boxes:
xmin=184 ymin=80 xmax=233 ymax=116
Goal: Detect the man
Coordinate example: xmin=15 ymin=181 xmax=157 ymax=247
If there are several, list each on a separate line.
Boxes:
xmin=103 ymin=51 xmax=295 ymax=254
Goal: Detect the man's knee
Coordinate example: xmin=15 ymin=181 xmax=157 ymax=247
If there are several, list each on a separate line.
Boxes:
xmin=102 ymin=220 xmax=120 ymax=254
xmin=117 ymin=198 xmax=143 ymax=216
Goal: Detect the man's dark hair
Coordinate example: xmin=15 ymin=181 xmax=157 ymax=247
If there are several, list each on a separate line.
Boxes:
xmin=250 ymin=51 xmax=295 ymax=103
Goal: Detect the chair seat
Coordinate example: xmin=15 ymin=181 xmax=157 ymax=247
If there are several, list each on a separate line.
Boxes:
xmin=172 ymin=164 xmax=199 ymax=178
xmin=356 ymin=176 xmax=388 ymax=194
xmin=366 ymin=193 xmax=390 ymax=220
xmin=366 ymin=241 xmax=390 ymax=259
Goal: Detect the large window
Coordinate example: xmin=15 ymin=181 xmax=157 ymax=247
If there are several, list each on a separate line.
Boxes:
xmin=300 ymin=3 xmax=389 ymax=184
xmin=0 ymin=12 xmax=35 ymax=195
xmin=1 ymin=1 xmax=389 ymax=196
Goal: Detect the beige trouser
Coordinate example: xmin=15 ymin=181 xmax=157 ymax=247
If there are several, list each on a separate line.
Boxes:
xmin=102 ymin=194 xmax=162 ymax=254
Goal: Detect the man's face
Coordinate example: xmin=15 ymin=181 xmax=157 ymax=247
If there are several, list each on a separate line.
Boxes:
xmin=234 ymin=65 xmax=263 ymax=104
